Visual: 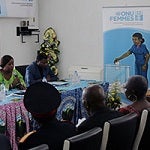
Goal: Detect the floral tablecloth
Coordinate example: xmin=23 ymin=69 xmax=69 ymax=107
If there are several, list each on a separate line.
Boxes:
xmin=0 ymin=101 xmax=30 ymax=150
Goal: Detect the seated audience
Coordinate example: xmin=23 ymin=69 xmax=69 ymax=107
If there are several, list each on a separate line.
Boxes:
xmin=0 ymin=55 xmax=26 ymax=90
xmin=18 ymin=82 xmax=76 ymax=150
xmin=77 ymin=84 xmax=123 ymax=134
xmin=119 ymin=75 xmax=150 ymax=115
xmin=25 ymin=53 xmax=58 ymax=87
xmin=0 ymin=134 xmax=12 ymax=150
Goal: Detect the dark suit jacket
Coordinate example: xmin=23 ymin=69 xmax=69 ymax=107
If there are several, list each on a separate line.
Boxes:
xmin=18 ymin=119 xmax=76 ymax=150
xmin=77 ymin=106 xmax=123 ymax=134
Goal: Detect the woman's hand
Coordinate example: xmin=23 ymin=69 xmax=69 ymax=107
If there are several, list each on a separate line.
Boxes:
xmin=12 ymin=77 xmax=20 ymax=87
xmin=114 ymin=58 xmax=119 ymax=64
xmin=11 ymin=77 xmax=26 ymax=90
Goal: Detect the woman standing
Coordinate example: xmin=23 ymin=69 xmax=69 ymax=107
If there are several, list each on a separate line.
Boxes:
xmin=114 ymin=33 xmax=149 ymax=81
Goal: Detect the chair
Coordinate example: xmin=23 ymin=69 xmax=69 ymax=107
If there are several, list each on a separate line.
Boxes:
xmin=63 ymin=127 xmax=102 ymax=150
xmin=138 ymin=107 xmax=150 ymax=149
xmin=28 ymin=144 xmax=49 ymax=150
xmin=132 ymin=109 xmax=148 ymax=150
xmin=100 ymin=112 xmax=139 ymax=150
xmin=15 ymin=65 xmax=28 ymax=80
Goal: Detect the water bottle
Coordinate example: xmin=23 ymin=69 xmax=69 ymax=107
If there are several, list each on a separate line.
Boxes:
xmin=0 ymin=83 xmax=6 ymax=101
xmin=72 ymin=71 xmax=80 ymax=84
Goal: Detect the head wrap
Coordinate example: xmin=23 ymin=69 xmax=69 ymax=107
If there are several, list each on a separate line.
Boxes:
xmin=23 ymin=82 xmax=61 ymax=119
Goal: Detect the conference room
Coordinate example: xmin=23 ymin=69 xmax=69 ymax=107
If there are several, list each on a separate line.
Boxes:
xmin=1 ymin=0 xmax=150 ymax=149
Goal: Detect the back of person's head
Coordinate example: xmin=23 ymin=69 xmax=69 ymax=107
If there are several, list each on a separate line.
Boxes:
xmin=23 ymin=82 xmax=61 ymax=124
xmin=82 ymin=84 xmax=105 ymax=114
xmin=125 ymin=75 xmax=148 ymax=101
xmin=0 ymin=55 xmax=13 ymax=68
xmin=36 ymin=53 xmax=48 ymax=61
xmin=132 ymin=32 xmax=145 ymax=43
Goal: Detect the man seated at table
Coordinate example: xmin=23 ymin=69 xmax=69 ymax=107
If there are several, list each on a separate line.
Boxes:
xmin=25 ymin=53 xmax=58 ymax=87
xmin=18 ymin=82 xmax=76 ymax=150
xmin=77 ymin=84 xmax=123 ymax=134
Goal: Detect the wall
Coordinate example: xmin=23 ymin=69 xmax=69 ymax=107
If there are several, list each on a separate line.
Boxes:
xmin=0 ymin=1 xmax=39 ymax=66
xmin=38 ymin=0 xmax=150 ymax=80
xmin=38 ymin=0 xmax=104 ymax=79
xmin=0 ymin=0 xmax=150 ymax=79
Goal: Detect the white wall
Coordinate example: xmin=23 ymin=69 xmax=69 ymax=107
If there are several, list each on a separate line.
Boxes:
xmin=1 ymin=0 xmax=150 ymax=79
xmin=38 ymin=0 xmax=150 ymax=80
xmin=39 ymin=0 xmax=104 ymax=79
xmin=0 ymin=1 xmax=39 ymax=66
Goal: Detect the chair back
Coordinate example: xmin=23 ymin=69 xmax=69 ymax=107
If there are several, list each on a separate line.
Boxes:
xmin=63 ymin=127 xmax=102 ymax=150
xmin=101 ymin=112 xmax=138 ymax=150
xmin=132 ymin=109 xmax=148 ymax=150
xmin=138 ymin=107 xmax=150 ymax=149
xmin=15 ymin=65 xmax=28 ymax=80
xmin=28 ymin=144 xmax=49 ymax=150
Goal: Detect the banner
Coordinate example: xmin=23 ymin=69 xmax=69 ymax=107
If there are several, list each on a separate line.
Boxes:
xmin=103 ymin=6 xmax=150 ymax=83
xmin=0 ymin=0 xmax=36 ymax=18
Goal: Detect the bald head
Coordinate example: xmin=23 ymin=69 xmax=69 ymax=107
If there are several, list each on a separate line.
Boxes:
xmin=82 ymin=84 xmax=105 ymax=114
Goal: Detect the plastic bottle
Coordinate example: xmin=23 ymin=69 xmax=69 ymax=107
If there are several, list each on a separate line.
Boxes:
xmin=0 ymin=83 xmax=6 ymax=101
xmin=72 ymin=71 xmax=80 ymax=84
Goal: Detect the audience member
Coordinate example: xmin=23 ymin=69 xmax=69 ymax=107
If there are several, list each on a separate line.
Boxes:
xmin=25 ymin=53 xmax=58 ymax=87
xmin=0 ymin=55 xmax=26 ymax=90
xmin=77 ymin=84 xmax=123 ymax=134
xmin=0 ymin=134 xmax=12 ymax=150
xmin=18 ymin=82 xmax=76 ymax=150
xmin=119 ymin=75 xmax=150 ymax=115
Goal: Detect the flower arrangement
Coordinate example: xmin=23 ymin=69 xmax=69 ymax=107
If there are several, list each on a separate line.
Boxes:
xmin=106 ymin=81 xmax=122 ymax=110
xmin=39 ymin=27 xmax=60 ymax=75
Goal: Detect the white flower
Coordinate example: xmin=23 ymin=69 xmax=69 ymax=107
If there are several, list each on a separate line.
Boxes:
xmin=106 ymin=81 xmax=122 ymax=110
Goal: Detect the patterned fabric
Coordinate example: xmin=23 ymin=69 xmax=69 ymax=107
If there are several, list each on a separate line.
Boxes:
xmin=0 ymin=101 xmax=30 ymax=150
xmin=56 ymin=88 xmax=87 ymax=125
xmin=119 ymin=105 xmax=140 ymax=116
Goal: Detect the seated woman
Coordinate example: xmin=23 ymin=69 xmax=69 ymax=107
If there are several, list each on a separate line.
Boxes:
xmin=0 ymin=55 xmax=26 ymax=90
xmin=119 ymin=75 xmax=150 ymax=115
